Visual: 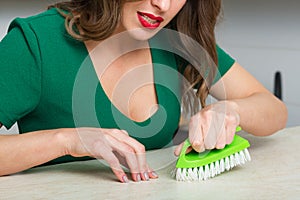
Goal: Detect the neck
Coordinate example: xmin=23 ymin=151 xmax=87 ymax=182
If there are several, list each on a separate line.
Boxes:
xmin=86 ymin=32 xmax=148 ymax=56
xmin=84 ymin=30 xmax=151 ymax=76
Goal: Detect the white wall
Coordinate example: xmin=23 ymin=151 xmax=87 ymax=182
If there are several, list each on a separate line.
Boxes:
xmin=0 ymin=0 xmax=53 ymax=37
xmin=216 ymin=0 xmax=300 ymax=127
xmin=0 ymin=0 xmax=299 ymax=134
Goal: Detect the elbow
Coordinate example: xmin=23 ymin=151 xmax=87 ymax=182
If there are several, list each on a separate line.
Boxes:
xmin=278 ymin=100 xmax=288 ymax=130
xmin=264 ymin=100 xmax=288 ymax=136
xmin=0 ymin=171 xmax=10 ymax=177
xmin=250 ymin=99 xmax=288 ymax=137
xmin=273 ymin=98 xmax=288 ymax=131
xmin=0 ymin=169 xmax=18 ymax=177
xmin=0 ymin=166 xmax=12 ymax=176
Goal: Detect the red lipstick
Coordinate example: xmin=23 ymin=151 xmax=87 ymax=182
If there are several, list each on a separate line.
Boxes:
xmin=137 ymin=11 xmax=164 ymax=29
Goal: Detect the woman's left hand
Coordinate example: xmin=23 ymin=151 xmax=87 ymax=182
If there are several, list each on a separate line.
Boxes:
xmin=175 ymin=101 xmax=240 ymax=155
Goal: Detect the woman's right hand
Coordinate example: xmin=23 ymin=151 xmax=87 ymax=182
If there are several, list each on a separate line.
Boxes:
xmin=61 ymin=127 xmax=158 ymax=183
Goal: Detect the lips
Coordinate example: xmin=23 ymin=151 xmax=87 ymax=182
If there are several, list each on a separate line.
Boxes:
xmin=137 ymin=11 xmax=164 ymax=29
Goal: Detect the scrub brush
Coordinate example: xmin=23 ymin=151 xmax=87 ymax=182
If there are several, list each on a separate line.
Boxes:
xmin=174 ymin=127 xmax=251 ymax=181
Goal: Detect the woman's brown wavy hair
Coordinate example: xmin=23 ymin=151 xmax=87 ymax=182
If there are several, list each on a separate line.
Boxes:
xmin=49 ymin=0 xmax=222 ymax=109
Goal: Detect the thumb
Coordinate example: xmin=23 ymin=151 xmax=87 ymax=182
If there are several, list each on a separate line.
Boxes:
xmin=174 ymin=142 xmax=184 ymax=156
xmin=174 ymin=142 xmax=193 ymax=156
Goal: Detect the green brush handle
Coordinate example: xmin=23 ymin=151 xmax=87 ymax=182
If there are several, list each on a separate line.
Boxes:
xmin=179 ymin=139 xmax=193 ymax=158
xmin=176 ymin=126 xmax=249 ymax=168
xmin=180 ymin=126 xmax=242 ymax=158
xmin=236 ymin=125 xmax=242 ymax=132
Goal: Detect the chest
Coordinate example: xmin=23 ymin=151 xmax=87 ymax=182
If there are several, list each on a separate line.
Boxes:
xmin=89 ymin=45 xmax=158 ymax=122
xmin=21 ymin=39 xmax=182 ymax=149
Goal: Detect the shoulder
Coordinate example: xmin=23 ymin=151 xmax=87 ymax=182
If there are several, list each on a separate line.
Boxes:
xmin=7 ymin=8 xmax=66 ymax=39
xmin=5 ymin=8 xmax=80 ymax=55
xmin=9 ymin=8 xmax=63 ymax=28
xmin=216 ymin=45 xmax=236 ymax=77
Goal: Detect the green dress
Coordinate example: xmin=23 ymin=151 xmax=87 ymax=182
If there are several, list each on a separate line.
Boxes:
xmin=0 ymin=8 xmax=235 ymax=165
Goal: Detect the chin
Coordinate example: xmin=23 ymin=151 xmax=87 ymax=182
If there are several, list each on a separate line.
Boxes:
xmin=127 ymin=28 xmax=160 ymax=41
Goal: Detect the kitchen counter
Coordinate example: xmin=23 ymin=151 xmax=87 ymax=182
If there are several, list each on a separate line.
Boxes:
xmin=0 ymin=126 xmax=299 ymax=199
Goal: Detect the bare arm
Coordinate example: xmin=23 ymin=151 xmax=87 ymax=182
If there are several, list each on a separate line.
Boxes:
xmin=210 ymin=62 xmax=288 ymax=136
xmin=0 ymin=123 xmax=157 ymax=182
xmin=0 ymin=123 xmax=67 ymax=176
xmin=175 ymin=62 xmax=288 ymax=155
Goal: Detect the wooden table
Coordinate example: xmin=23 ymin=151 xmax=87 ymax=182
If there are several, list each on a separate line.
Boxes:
xmin=0 ymin=126 xmax=299 ymax=199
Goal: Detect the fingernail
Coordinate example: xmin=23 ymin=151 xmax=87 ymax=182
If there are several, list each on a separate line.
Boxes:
xmin=151 ymin=171 xmax=158 ymax=178
xmin=122 ymin=175 xmax=129 ymax=183
xmin=144 ymin=172 xmax=149 ymax=181
xmin=200 ymin=146 xmax=205 ymax=152
xmin=136 ymin=174 xmax=141 ymax=182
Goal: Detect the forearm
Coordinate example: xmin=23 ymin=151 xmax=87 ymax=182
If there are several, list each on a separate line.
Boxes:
xmin=0 ymin=129 xmax=68 ymax=176
xmin=232 ymin=92 xmax=287 ymax=136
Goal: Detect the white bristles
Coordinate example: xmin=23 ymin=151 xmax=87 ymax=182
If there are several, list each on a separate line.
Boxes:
xmin=210 ymin=162 xmax=216 ymax=178
xmin=229 ymin=154 xmax=235 ymax=168
xmin=198 ymin=166 xmax=204 ymax=180
xmin=225 ymin=156 xmax=230 ymax=171
xmin=215 ymin=159 xmax=221 ymax=175
xmin=234 ymin=152 xmax=241 ymax=165
xmin=175 ymin=148 xmax=251 ymax=181
xmin=206 ymin=164 xmax=212 ymax=179
xmin=239 ymin=151 xmax=246 ymax=164
xmin=244 ymin=149 xmax=251 ymax=161
xmin=220 ymin=158 xmax=225 ymax=173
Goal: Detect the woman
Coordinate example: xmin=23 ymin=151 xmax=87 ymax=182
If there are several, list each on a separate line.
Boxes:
xmin=0 ymin=0 xmax=287 ymax=183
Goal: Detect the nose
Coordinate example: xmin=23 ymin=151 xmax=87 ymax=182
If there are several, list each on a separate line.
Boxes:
xmin=151 ymin=0 xmax=171 ymax=12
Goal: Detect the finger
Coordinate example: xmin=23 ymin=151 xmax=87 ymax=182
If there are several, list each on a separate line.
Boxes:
xmin=110 ymin=130 xmax=149 ymax=181
xmin=109 ymin=129 xmax=145 ymax=160
xmin=115 ymin=142 xmax=148 ymax=182
xmin=189 ymin=114 xmax=205 ymax=152
xmin=149 ymin=171 xmax=159 ymax=179
xmin=203 ymin=128 xmax=217 ymax=149
xmin=102 ymin=133 xmax=140 ymax=182
xmin=174 ymin=142 xmax=193 ymax=157
xmin=113 ymin=151 xmax=129 ymax=169
xmin=121 ymin=130 xmax=129 ymax=136
xmin=226 ymin=125 xmax=236 ymax=144
xmin=215 ymin=127 xmax=227 ymax=149
xmin=224 ymin=111 xmax=239 ymax=144
xmin=214 ymin=114 xmax=226 ymax=149
xmin=186 ymin=146 xmax=193 ymax=154
xmin=174 ymin=142 xmax=184 ymax=156
xmin=201 ymin=109 xmax=218 ymax=151
xmin=147 ymin=167 xmax=159 ymax=179
xmin=113 ymin=151 xmax=143 ymax=182
xmin=201 ymin=118 xmax=213 ymax=150
xmin=98 ymin=146 xmax=129 ymax=183
xmin=204 ymin=112 xmax=223 ymax=149
xmin=109 ymin=157 xmax=129 ymax=183
xmin=114 ymin=152 xmax=158 ymax=181
xmin=112 ymin=140 xmax=141 ymax=181
xmin=133 ymin=144 xmax=148 ymax=181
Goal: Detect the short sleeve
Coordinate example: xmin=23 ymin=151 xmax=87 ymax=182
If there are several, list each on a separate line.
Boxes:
xmin=176 ymin=45 xmax=235 ymax=85
xmin=0 ymin=19 xmax=41 ymax=129
xmin=213 ymin=45 xmax=236 ymax=83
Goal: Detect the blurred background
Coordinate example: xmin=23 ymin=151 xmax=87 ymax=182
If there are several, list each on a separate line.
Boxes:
xmin=0 ymin=0 xmax=299 ymax=134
